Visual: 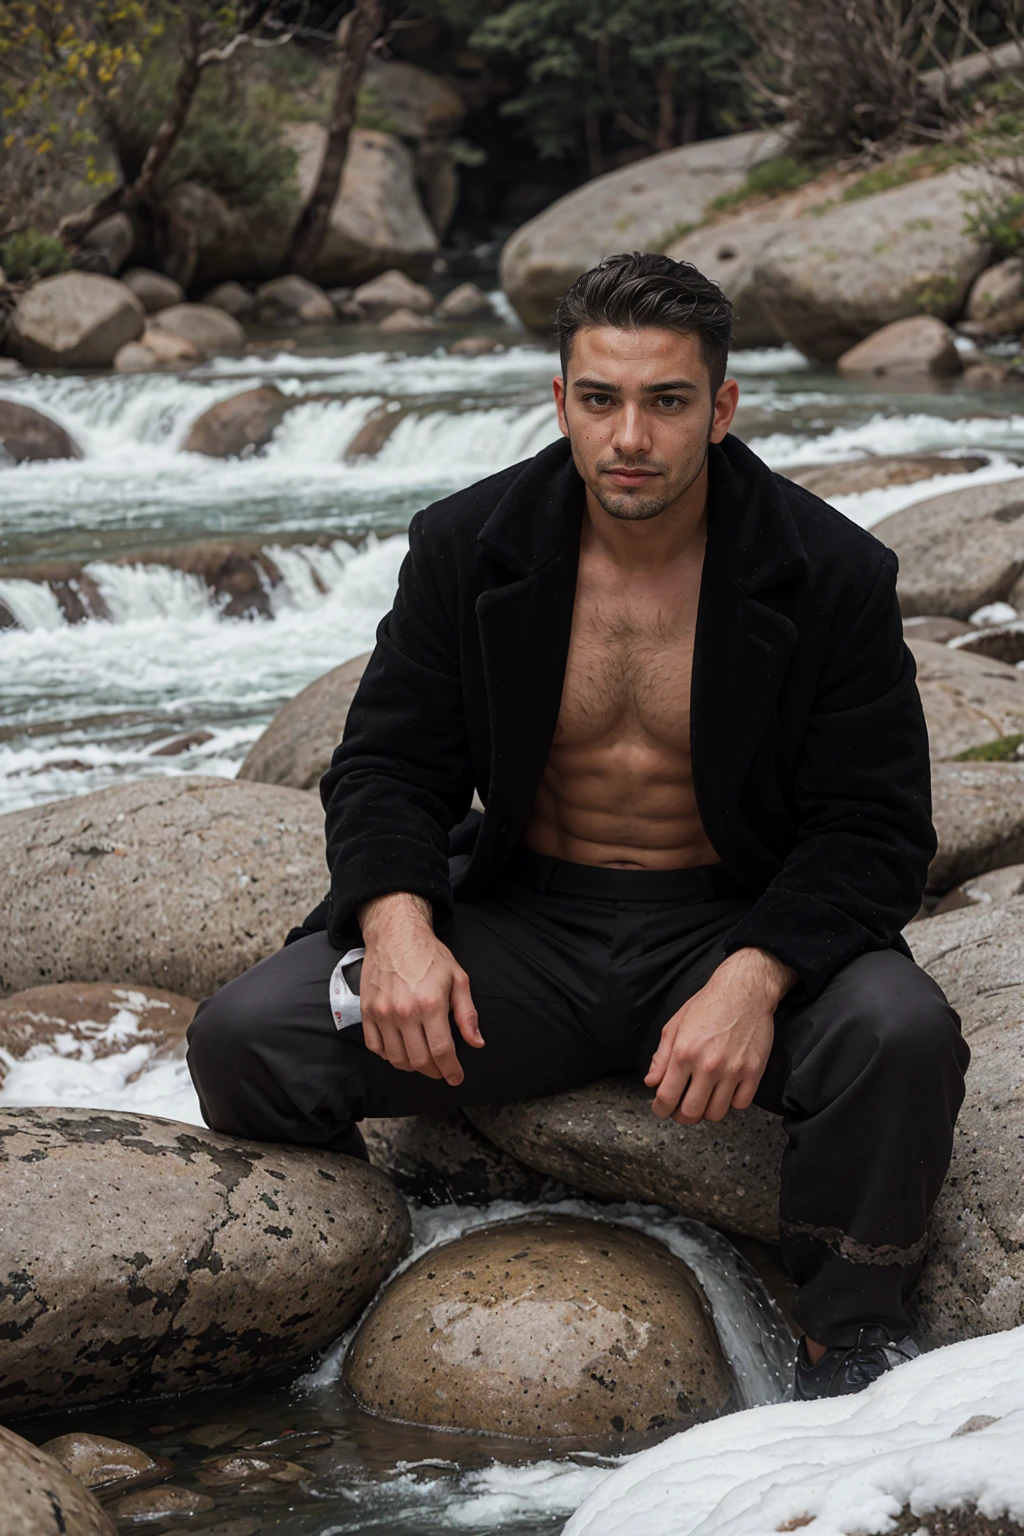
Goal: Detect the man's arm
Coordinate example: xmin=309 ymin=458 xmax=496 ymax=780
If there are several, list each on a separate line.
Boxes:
xmin=357 ymin=892 xmax=483 ymax=1085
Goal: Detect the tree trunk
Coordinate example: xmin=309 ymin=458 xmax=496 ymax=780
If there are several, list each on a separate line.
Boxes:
xmin=283 ymin=0 xmax=385 ymax=278
xmin=584 ymin=109 xmax=604 ymax=179
xmin=60 ymin=11 xmax=204 ymax=245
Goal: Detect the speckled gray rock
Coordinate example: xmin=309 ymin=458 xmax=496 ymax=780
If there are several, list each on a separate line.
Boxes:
xmin=0 ymin=777 xmax=326 ymax=1000
xmin=467 ymin=1078 xmax=784 ymax=1242
xmin=909 ymin=638 xmax=1024 ymax=760
xmin=0 ymin=1426 xmax=115 ymax=1535
xmin=0 ymin=1106 xmax=409 ymax=1416
xmin=929 ymin=762 xmax=1024 ymax=892
xmin=363 ymin=1110 xmax=558 ymax=1205
xmin=907 ymin=898 xmax=1024 ymax=1344
xmin=786 ymin=455 xmax=988 ymax=502
xmin=836 ymin=316 xmax=962 ymax=380
xmin=344 ymin=1216 xmax=732 ymax=1441
xmin=237 ymin=654 xmax=371 ymax=791
xmin=665 ymin=204 xmax=793 ymax=349
xmin=0 ymin=981 xmax=195 ymax=1088
xmin=904 ymin=615 xmax=974 ymax=645
xmin=148 ymin=303 xmax=245 ymax=355
xmin=8 ymin=273 xmax=144 ymax=369
xmin=938 ymin=863 xmax=1024 ymax=912
xmin=750 ymin=167 xmax=993 ymax=360
xmin=873 ymin=477 xmax=1024 ymax=619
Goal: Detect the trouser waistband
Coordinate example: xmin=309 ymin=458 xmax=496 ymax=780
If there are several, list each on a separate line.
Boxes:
xmin=504 ymin=844 xmax=749 ymax=903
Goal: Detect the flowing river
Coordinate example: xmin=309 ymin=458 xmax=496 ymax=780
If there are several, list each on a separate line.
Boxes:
xmin=2 ymin=320 xmax=1024 ymax=1532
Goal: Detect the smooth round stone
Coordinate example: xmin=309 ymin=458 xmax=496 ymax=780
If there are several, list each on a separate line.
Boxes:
xmin=0 ymin=1426 xmax=115 ymax=1535
xmin=343 ymin=1216 xmax=733 ymax=1442
xmin=39 ymin=1432 xmax=174 ymax=1492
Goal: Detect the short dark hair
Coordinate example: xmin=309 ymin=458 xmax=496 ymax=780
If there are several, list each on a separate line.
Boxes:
xmin=555 ymin=251 xmax=733 ymax=395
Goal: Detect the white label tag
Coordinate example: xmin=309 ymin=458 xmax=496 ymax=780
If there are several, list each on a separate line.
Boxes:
xmin=329 ymin=946 xmax=366 ymax=1031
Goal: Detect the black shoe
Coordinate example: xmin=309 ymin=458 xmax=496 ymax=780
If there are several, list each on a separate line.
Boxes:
xmin=794 ymin=1326 xmax=921 ymax=1400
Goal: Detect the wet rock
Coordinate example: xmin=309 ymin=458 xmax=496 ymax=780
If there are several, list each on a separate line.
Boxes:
xmin=500 ymin=128 xmax=782 ymax=330
xmin=363 ymin=1110 xmax=558 ymax=1204
xmin=204 ymin=281 xmax=255 ymax=319
xmin=437 ymin=282 xmax=492 ymax=321
xmin=906 ymin=897 xmax=1024 ymax=1343
xmin=447 ymin=335 xmax=504 ymax=356
xmin=934 ymin=862 xmax=1024 ymax=913
xmin=0 ymin=559 xmax=109 ymax=622
xmin=0 ymin=776 xmax=327 ymax=998
xmin=253 ymin=275 xmax=336 ymax=326
xmin=114 ymin=341 xmax=166 ymax=374
xmin=0 ymin=357 xmax=25 ymax=376
xmin=751 ymin=167 xmax=994 ymax=361
xmin=237 ymin=653 xmax=371 ymax=791
xmin=115 ymin=538 xmax=287 ymax=619
xmin=343 ymin=405 xmax=404 ymax=459
xmin=909 ymin=638 xmax=1024 ymax=760
xmin=115 ymin=328 xmax=200 ymax=373
xmin=39 ymin=1433 xmax=175 ymax=1493
xmin=121 ymin=268 xmax=185 ymax=314
xmin=965 ymin=256 xmax=1024 ymax=337
xmin=151 ymin=728 xmax=215 ymax=756
xmin=181 ymin=386 xmax=289 ymax=458
xmin=107 ymin=1485 xmax=216 ymax=1522
xmin=9 ymin=273 xmax=145 ymax=369
xmin=0 ymin=1425 xmax=116 ymax=1536
xmin=80 ymin=213 xmax=135 ymax=276
xmin=836 ymin=316 xmax=962 ymax=380
xmin=353 ymin=268 xmax=435 ymax=319
xmin=0 ymin=399 xmax=83 ymax=463
xmin=0 ymin=981 xmax=195 ymax=1087
xmin=0 ymin=1105 xmax=410 ymax=1416
xmin=873 ymin=476 xmax=1024 ymax=619
xmin=962 ymin=355 xmax=1014 ymax=388
xmin=904 ymin=614 xmax=975 ymax=644
xmin=929 ymin=761 xmax=1024 ymax=892
xmin=283 ymin=125 xmax=438 ymax=286
xmin=467 ymin=1079 xmax=784 ymax=1242
xmin=195 ymin=1454 xmax=307 ymax=1486
xmin=952 ymin=621 xmax=1024 ymax=665
xmin=345 ymin=1215 xmax=732 ymax=1441
xmin=185 ymin=1423 xmax=248 ymax=1449
xmin=148 ymin=302 xmax=246 ymax=355
xmin=378 ymin=305 xmax=434 ymax=334
xmin=786 ymin=454 xmax=989 ymax=501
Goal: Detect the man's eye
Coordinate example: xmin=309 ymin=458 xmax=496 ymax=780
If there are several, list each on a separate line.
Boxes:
xmin=584 ymin=394 xmax=611 ymax=406
xmin=657 ymin=395 xmax=683 ymax=408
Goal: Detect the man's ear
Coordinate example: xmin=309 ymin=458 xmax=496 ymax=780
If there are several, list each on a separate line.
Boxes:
xmin=710 ymin=378 xmax=740 ymax=444
xmin=553 ymin=374 xmax=570 ymax=438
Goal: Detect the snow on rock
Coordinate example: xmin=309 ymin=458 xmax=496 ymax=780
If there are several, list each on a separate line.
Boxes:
xmin=563 ymin=1326 xmax=1024 ymax=1536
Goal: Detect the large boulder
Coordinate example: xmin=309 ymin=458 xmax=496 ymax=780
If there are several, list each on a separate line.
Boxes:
xmin=873 ymin=477 xmax=1024 ymax=619
xmin=750 ymin=167 xmax=994 ymax=360
xmin=148 ymin=302 xmax=246 ymax=355
xmin=203 ymin=280 xmax=255 ymax=319
xmin=0 ymin=777 xmax=326 ymax=999
xmin=909 ymin=638 xmax=1024 ymax=760
xmin=343 ymin=1215 xmax=732 ymax=1440
xmin=114 ymin=328 xmax=200 ymax=373
xmin=237 ymin=653 xmax=371 ymax=791
xmin=283 ymin=125 xmax=439 ymax=286
xmin=121 ymin=267 xmax=185 ymax=313
xmin=79 ymin=212 xmax=134 ymax=276
xmin=253 ymin=275 xmax=336 ymax=326
xmin=0 ymin=981 xmax=195 ymax=1088
xmin=965 ymin=256 xmax=1024 ymax=337
xmin=837 ymin=316 xmax=962 ymax=380
xmin=952 ymin=622 xmax=1024 ymax=666
xmin=666 ymin=203 xmax=798 ymax=349
xmin=353 ymin=268 xmax=435 ymax=318
xmin=437 ymin=281 xmax=492 ymax=321
xmin=0 ymin=1426 xmax=115 ymax=1536
xmin=906 ymin=898 xmax=1024 ymax=1344
xmin=467 ymin=1079 xmax=784 ymax=1242
xmin=499 ymin=128 xmax=783 ymax=331
xmin=929 ymin=762 xmax=1024 ymax=892
xmin=0 ymin=400 xmax=82 ymax=463
xmin=8 ymin=273 xmax=144 ymax=368
xmin=785 ymin=453 xmax=988 ymax=501
xmin=181 ymin=386 xmax=290 ymax=458
xmin=363 ymin=1110 xmax=556 ymax=1205
xmin=0 ymin=1106 xmax=409 ymax=1416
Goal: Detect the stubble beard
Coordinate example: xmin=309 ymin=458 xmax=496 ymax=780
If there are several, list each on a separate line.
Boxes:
xmin=569 ymin=433 xmax=711 ymax=524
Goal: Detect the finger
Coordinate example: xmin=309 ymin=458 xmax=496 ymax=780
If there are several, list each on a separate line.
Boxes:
xmin=361 ymin=1015 xmax=385 ymax=1056
xmin=400 ymin=1021 xmax=446 ymax=1079
xmin=451 ymin=971 xmax=484 ymax=1048
xmin=731 ymin=1075 xmax=759 ymax=1111
xmin=423 ymin=1010 xmax=464 ymax=1086
xmin=673 ymin=1072 xmax=715 ymax=1126
xmin=701 ymin=1079 xmax=737 ymax=1123
xmin=644 ymin=1023 xmax=676 ymax=1086
xmin=376 ymin=1019 xmax=415 ymax=1072
xmin=651 ymin=1053 xmax=693 ymax=1119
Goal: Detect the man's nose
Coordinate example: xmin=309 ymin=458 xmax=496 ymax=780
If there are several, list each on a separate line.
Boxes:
xmin=611 ymin=404 xmax=651 ymax=456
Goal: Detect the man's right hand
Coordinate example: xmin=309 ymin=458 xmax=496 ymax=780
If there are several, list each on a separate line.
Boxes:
xmin=357 ymin=892 xmax=483 ymax=1085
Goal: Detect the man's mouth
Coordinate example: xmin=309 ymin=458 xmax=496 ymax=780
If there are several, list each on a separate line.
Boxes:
xmin=604 ymin=466 xmax=660 ymax=486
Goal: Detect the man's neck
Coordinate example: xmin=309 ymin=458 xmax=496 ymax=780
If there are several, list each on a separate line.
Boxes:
xmin=581 ymin=456 xmax=711 ymax=573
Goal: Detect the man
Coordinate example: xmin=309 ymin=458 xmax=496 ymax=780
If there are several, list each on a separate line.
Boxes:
xmin=188 ymin=252 xmax=969 ymax=1400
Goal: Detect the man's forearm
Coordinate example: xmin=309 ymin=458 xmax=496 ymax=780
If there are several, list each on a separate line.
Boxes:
xmin=715 ymin=946 xmax=798 ymax=1007
xmin=359 ymin=892 xmax=433 ymax=943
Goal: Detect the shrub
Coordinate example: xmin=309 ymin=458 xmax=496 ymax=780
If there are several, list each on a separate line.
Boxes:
xmin=964 ymin=191 xmax=1024 ymax=256
xmin=956 ymin=732 xmax=1024 ymax=762
xmin=0 ymin=229 xmax=70 ymax=281
xmin=708 ymin=154 xmax=817 ymax=212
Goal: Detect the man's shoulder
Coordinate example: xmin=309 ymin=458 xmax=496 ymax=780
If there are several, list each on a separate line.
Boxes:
xmin=772 ymin=469 xmax=895 ymax=584
xmin=414 ymin=456 xmax=533 ymax=544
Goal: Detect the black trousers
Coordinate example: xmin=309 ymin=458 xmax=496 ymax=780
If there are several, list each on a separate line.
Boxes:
xmin=187 ymin=848 xmax=969 ymax=1347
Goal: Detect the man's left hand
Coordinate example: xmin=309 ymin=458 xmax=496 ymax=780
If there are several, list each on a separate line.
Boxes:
xmin=645 ymin=947 xmax=797 ymax=1124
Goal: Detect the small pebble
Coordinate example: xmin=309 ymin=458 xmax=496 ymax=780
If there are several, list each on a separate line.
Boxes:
xmin=195 ymin=1453 xmax=307 ymax=1486
xmin=38 ymin=1432 xmax=173 ymax=1490
xmin=107 ymin=1484 xmax=216 ymax=1520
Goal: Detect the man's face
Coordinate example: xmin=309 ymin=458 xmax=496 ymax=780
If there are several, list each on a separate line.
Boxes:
xmin=553 ymin=325 xmax=740 ymax=522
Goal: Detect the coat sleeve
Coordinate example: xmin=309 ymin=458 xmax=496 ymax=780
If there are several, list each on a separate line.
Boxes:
xmin=319 ymin=510 xmax=474 ymax=949
xmin=722 ymin=549 xmax=935 ymax=1000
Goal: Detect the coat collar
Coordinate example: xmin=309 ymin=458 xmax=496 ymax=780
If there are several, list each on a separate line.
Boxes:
xmin=477 ymin=432 xmax=808 ymax=592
